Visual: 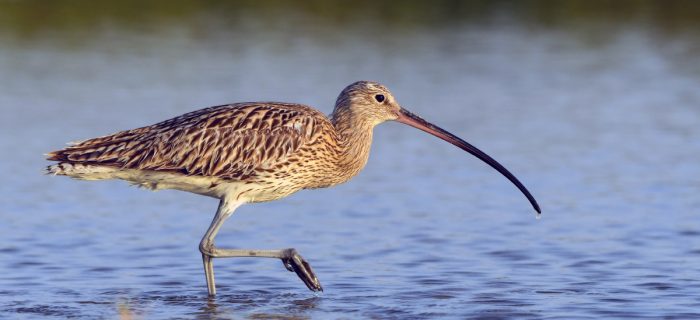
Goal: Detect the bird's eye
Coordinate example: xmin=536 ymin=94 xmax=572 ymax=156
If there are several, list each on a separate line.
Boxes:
xmin=374 ymin=94 xmax=385 ymax=103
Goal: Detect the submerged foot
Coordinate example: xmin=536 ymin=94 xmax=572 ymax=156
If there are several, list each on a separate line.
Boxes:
xmin=281 ymin=248 xmax=323 ymax=292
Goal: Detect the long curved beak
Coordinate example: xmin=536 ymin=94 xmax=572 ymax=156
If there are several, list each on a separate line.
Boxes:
xmin=396 ymin=108 xmax=541 ymax=214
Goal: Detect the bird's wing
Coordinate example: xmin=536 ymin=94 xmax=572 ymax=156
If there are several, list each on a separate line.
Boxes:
xmin=47 ymin=103 xmax=330 ymax=179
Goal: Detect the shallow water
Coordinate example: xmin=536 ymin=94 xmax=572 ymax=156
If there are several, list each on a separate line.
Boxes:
xmin=1 ymin=2 xmax=700 ymax=319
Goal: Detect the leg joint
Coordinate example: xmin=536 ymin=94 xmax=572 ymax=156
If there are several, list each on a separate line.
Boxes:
xmin=281 ymin=248 xmax=298 ymax=258
xmin=199 ymin=239 xmax=214 ymax=256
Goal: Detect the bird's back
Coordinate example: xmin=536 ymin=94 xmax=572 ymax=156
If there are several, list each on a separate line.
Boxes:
xmin=47 ymin=103 xmax=344 ymax=200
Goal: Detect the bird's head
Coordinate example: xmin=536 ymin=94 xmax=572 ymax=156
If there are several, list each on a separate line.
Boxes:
xmin=333 ymin=81 xmax=402 ymax=126
xmin=334 ymin=80 xmax=541 ymax=215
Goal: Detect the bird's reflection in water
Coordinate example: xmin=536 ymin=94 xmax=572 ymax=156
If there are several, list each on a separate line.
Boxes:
xmin=200 ymin=292 xmax=321 ymax=319
xmin=200 ymin=296 xmax=219 ymax=314
xmin=110 ymin=291 xmax=320 ymax=319
xmin=288 ymin=296 xmax=321 ymax=313
xmin=116 ymin=300 xmax=137 ymax=320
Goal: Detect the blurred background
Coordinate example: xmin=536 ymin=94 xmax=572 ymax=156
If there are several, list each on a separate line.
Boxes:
xmin=1 ymin=0 xmax=699 ymax=319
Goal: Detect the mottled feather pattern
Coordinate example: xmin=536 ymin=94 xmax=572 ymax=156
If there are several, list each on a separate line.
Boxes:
xmin=47 ymin=103 xmax=335 ymax=180
xmin=47 ymin=81 xmax=399 ymax=202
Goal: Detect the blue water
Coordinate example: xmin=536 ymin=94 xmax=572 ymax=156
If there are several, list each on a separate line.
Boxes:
xmin=1 ymin=2 xmax=699 ymax=319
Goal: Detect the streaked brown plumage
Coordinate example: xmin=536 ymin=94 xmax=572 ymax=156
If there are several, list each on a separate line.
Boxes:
xmin=46 ymin=81 xmax=540 ymax=295
xmin=48 ymin=103 xmax=349 ymax=201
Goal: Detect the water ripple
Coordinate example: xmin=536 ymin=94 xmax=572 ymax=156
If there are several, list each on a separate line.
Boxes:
xmin=2 ymin=4 xmax=700 ymax=318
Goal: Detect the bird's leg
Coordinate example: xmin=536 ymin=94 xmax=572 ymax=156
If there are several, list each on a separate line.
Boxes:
xmin=210 ymin=247 xmax=322 ymax=292
xmin=199 ymin=199 xmax=322 ymax=296
xmin=199 ymin=199 xmax=240 ymax=296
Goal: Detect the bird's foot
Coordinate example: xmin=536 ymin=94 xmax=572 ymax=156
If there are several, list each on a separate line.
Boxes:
xmin=281 ymin=248 xmax=323 ymax=292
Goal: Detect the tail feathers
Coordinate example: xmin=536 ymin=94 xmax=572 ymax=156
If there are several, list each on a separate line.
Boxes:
xmin=45 ymin=151 xmax=64 ymax=162
xmin=46 ymin=162 xmax=118 ymax=180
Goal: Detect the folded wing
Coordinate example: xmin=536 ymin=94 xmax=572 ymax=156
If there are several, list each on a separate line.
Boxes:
xmin=47 ymin=103 xmax=327 ymax=180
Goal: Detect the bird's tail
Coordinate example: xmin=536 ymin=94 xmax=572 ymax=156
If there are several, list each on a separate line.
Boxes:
xmin=46 ymin=162 xmax=118 ymax=180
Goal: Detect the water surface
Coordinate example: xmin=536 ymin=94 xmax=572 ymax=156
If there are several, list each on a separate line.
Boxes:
xmin=1 ymin=1 xmax=699 ymax=319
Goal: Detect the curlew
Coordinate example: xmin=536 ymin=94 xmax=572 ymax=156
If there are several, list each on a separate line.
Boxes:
xmin=46 ymin=81 xmax=540 ymax=295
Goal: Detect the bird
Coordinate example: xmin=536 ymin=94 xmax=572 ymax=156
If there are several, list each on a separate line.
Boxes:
xmin=46 ymin=81 xmax=541 ymax=295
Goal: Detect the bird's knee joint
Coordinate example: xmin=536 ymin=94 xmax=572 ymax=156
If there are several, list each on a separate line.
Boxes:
xmin=282 ymin=248 xmax=299 ymax=258
xmin=199 ymin=241 xmax=215 ymax=256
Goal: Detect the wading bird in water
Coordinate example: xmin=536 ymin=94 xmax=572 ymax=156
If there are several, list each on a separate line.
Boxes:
xmin=46 ymin=81 xmax=540 ymax=295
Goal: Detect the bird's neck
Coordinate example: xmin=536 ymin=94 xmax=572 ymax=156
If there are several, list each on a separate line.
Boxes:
xmin=330 ymin=108 xmax=375 ymax=179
